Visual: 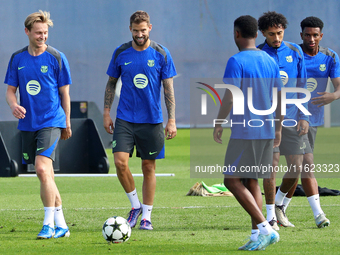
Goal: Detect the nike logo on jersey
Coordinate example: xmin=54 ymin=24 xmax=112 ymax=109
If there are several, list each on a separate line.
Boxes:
xmin=18 ymin=66 xmax=25 ymax=70
xmin=149 ymin=151 xmax=157 ymax=155
xmin=37 ymin=147 xmax=44 ymax=151
xmin=125 ymin=62 xmax=132 ymax=65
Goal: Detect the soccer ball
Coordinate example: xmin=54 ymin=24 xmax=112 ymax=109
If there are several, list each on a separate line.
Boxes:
xmin=102 ymin=216 xmax=132 ymax=243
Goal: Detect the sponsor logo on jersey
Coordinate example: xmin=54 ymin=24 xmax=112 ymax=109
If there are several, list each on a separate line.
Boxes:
xmin=41 ymin=65 xmax=48 ymax=73
xmin=147 ymin=60 xmax=155 ymax=67
xmin=133 ymin=74 xmax=149 ymax=89
xmin=26 ymin=80 xmax=41 ymax=96
xmin=307 ymin=78 xmax=317 ymax=92
xmin=280 ymin=71 xmax=289 ymax=86
xmin=286 ymin=55 xmax=293 ymax=63
xmin=319 ymin=64 xmax=326 ymax=71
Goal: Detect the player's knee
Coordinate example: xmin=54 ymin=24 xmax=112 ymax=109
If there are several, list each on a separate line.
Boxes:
xmin=114 ymin=159 xmax=128 ymax=172
xmin=142 ymin=160 xmax=155 ymax=174
xmin=303 ymin=153 xmax=314 ymax=166
xmin=35 ymin=165 xmax=51 ymax=181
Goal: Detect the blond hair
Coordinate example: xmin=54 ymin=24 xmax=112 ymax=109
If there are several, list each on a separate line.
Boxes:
xmin=24 ymin=10 xmax=53 ymax=31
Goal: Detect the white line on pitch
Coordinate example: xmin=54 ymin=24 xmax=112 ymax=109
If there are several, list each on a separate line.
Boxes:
xmin=1 ymin=204 xmax=339 ymax=212
xmin=18 ymin=173 xmax=175 ymax=177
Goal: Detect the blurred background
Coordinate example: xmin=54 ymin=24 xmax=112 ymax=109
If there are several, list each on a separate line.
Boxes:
xmin=1 ymin=0 xmax=340 ymax=128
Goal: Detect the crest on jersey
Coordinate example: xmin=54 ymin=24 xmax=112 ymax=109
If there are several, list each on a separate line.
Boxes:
xmin=319 ymin=64 xmax=326 ymax=71
xmin=41 ymin=65 xmax=48 ymax=73
xmin=286 ymin=56 xmax=293 ymax=63
xmin=147 ymin=60 xmax=155 ymax=67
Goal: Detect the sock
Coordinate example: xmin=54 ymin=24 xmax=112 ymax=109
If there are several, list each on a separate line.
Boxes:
xmin=275 ymin=188 xmax=287 ymax=206
xmin=257 ymin=220 xmax=272 ymax=236
xmin=141 ymin=204 xmax=153 ymax=222
xmin=250 ymin=229 xmax=259 ymax=241
xmin=43 ymin=207 xmax=55 ymax=228
xmin=282 ymin=197 xmax=292 ymax=213
xmin=307 ymin=194 xmax=324 ymax=218
xmin=126 ymin=189 xmax=141 ymax=209
xmin=266 ymin=204 xmax=276 ymax=221
xmin=55 ymin=205 xmax=68 ymax=229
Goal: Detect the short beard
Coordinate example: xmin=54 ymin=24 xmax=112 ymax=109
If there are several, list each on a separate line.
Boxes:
xmin=133 ymin=36 xmax=149 ymax=47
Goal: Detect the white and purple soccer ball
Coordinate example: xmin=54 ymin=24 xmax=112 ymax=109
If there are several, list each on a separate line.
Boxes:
xmin=102 ymin=216 xmax=131 ymax=243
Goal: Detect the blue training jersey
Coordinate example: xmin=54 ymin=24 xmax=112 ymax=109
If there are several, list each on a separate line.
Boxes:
xmin=223 ymin=48 xmax=282 ymax=140
xmin=107 ymin=40 xmax=177 ymax=124
xmin=300 ymin=45 xmax=340 ymax=126
xmin=258 ymin=41 xmax=308 ymax=124
xmin=4 ymin=45 xmax=72 ymax=131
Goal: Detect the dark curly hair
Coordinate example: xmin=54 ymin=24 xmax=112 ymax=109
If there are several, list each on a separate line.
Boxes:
xmin=258 ymin=11 xmax=288 ymax=31
xmin=234 ymin=15 xmax=258 ymax=38
xmin=300 ymin=16 xmax=324 ymax=32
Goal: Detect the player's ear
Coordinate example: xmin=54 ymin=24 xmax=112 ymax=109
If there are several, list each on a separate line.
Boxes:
xmin=25 ymin=27 xmax=29 ymax=35
xmin=261 ymin=30 xmax=266 ymax=37
xmin=234 ymin=29 xmax=240 ymax=39
xmin=300 ymin=32 xmax=303 ymax=40
xmin=149 ymin=23 xmax=152 ymax=32
xmin=319 ymin=32 xmax=323 ymax=40
xmin=255 ymin=32 xmax=258 ymax=39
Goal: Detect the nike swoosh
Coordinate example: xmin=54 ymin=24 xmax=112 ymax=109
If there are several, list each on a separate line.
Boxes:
xmin=124 ymin=62 xmax=132 ymax=65
xmin=37 ymin=147 xmax=44 ymax=151
xmin=149 ymin=151 xmax=157 ymax=155
xmin=18 ymin=66 xmax=25 ymax=70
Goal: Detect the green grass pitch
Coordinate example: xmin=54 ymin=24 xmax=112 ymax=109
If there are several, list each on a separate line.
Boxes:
xmin=0 ymin=128 xmax=339 ymax=254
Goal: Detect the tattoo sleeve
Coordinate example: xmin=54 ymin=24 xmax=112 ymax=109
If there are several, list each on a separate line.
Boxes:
xmin=163 ymin=77 xmax=176 ymax=119
xmin=104 ymin=77 xmax=118 ymax=110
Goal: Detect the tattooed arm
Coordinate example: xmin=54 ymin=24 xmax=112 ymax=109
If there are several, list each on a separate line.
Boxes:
xmin=103 ymin=76 xmax=118 ymax=134
xmin=163 ymin=77 xmax=177 ymax=140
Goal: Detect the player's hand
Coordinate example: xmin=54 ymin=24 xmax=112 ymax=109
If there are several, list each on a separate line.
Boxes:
xmin=61 ymin=127 xmax=72 ymax=140
xmin=103 ymin=113 xmax=114 ymax=134
xmin=165 ymin=119 xmax=177 ymax=140
xmin=11 ymin=104 xmax=26 ymax=119
xmin=297 ymin=120 xmax=309 ymax=136
xmin=273 ymin=130 xmax=281 ymax=148
xmin=311 ymin=92 xmax=337 ymax=107
xmin=213 ymin=126 xmax=223 ymax=144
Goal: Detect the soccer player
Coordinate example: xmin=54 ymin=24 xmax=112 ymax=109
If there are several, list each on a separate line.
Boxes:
xmin=5 ymin=11 xmax=72 ymax=239
xmin=278 ymin=16 xmax=339 ymax=228
xmin=213 ymin=15 xmax=282 ymax=251
xmin=257 ymin=11 xmax=309 ymax=230
xmin=103 ymin=11 xmax=177 ymax=230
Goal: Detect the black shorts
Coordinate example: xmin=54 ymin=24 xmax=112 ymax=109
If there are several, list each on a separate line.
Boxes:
xmin=273 ymin=126 xmax=304 ymax=155
xmin=112 ymin=118 xmax=165 ymax=160
xmin=224 ymin=139 xmax=273 ymax=179
xmin=21 ymin=127 xmax=61 ymax=165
